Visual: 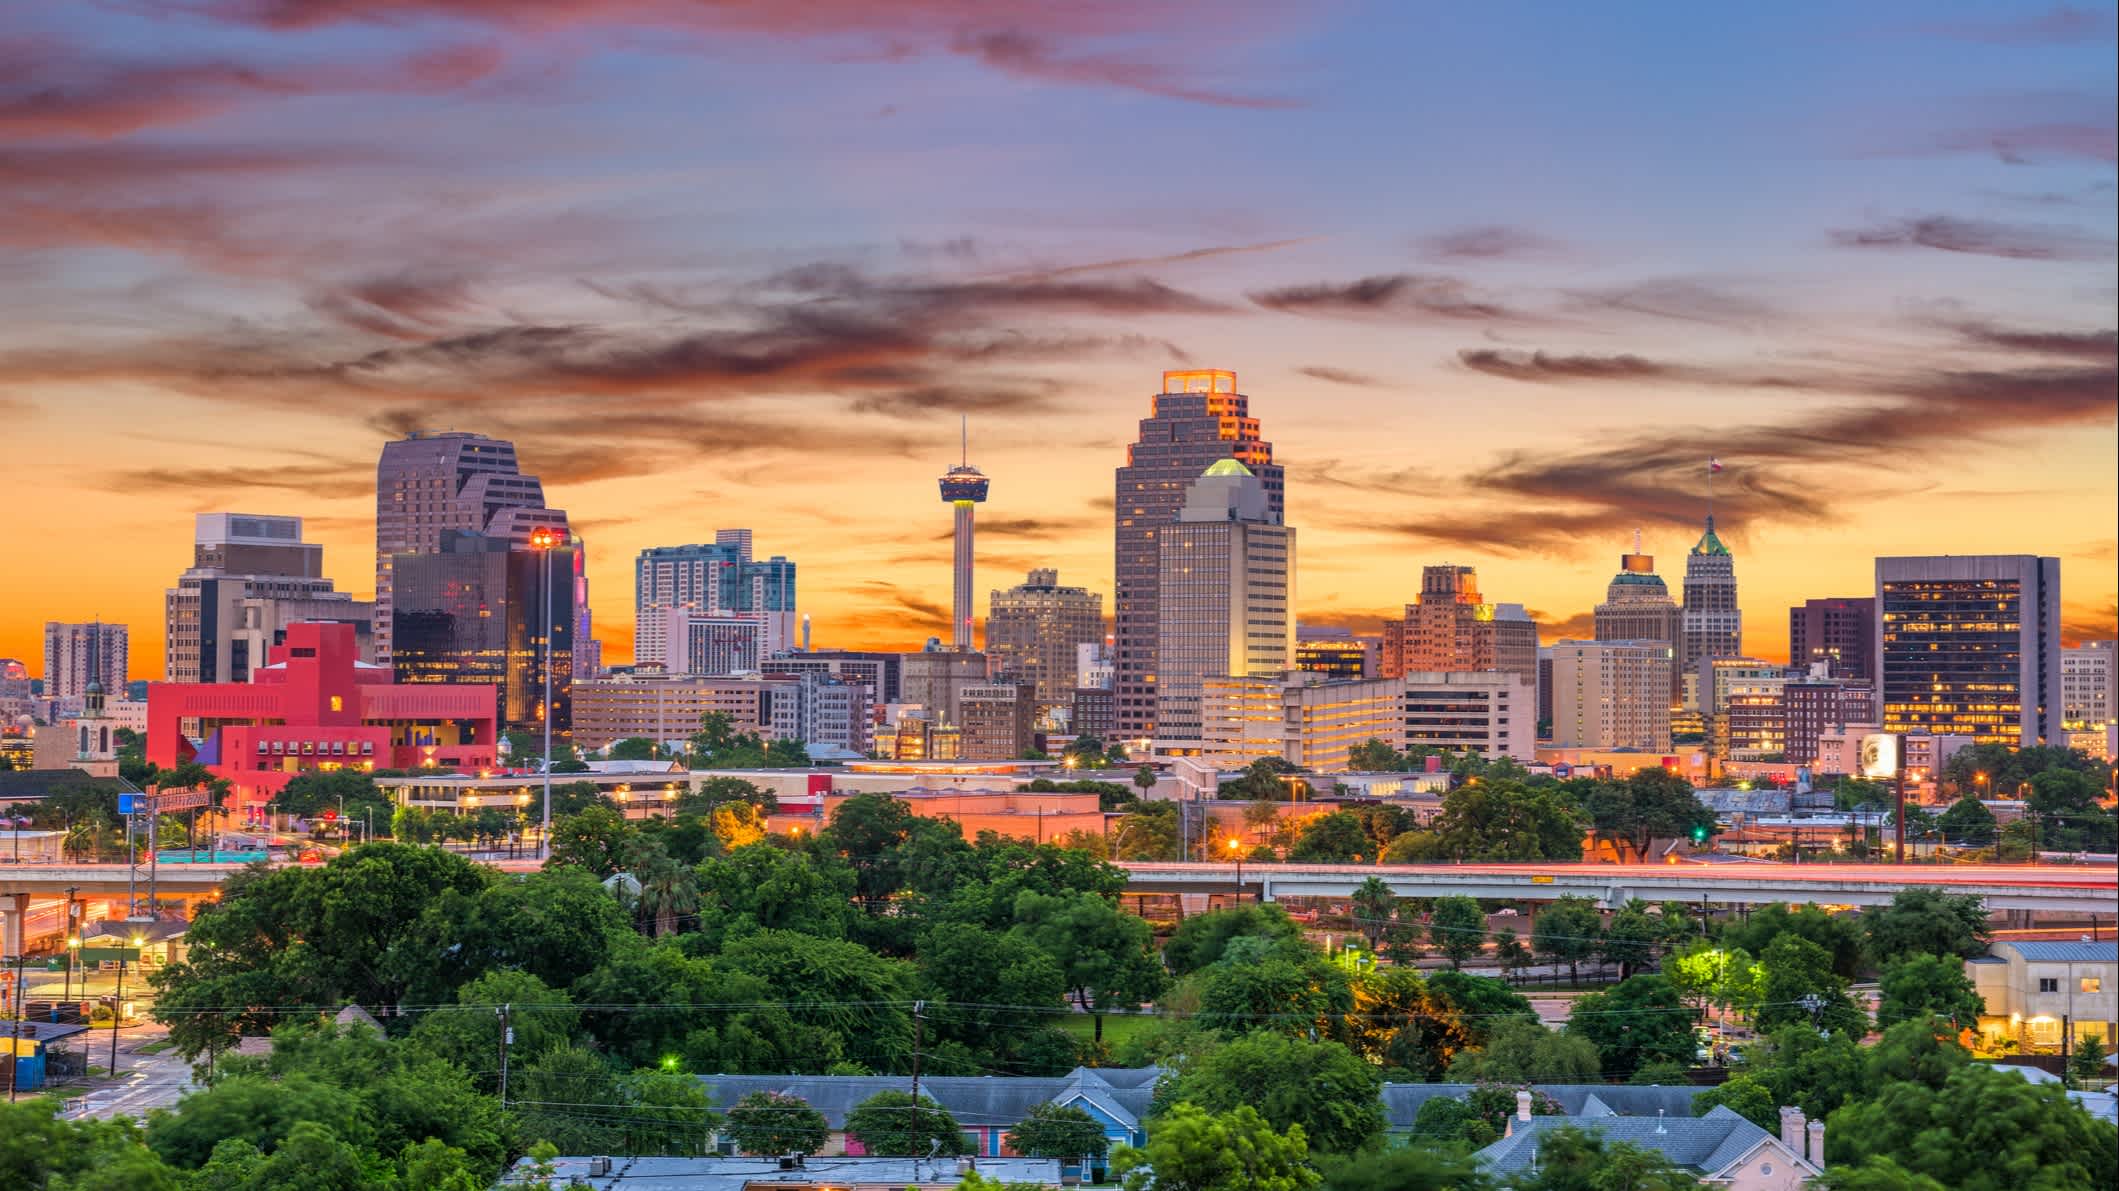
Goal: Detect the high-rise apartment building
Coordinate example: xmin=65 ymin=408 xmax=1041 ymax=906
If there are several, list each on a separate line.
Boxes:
xmin=1380 ymin=568 xmax=1541 ymax=687
xmin=1876 ymin=555 xmax=2062 ymax=746
xmin=634 ymin=535 xmax=797 ymax=666
xmin=1202 ymin=673 xmax=1401 ymax=771
xmin=375 ymin=432 xmax=569 ymax=665
xmin=391 ymin=532 xmax=575 ymax=737
xmin=1550 ymin=639 xmax=1674 ymax=751
xmin=985 ymin=569 xmax=1103 ymax=710
xmin=1788 ymin=597 xmax=1876 ymax=680
xmin=900 ymin=643 xmax=989 ymax=725
xmin=43 ymin=622 xmax=128 ymax=701
xmin=2062 ymin=641 xmax=2115 ymax=729
xmin=166 ymin=514 xmax=373 ymax=685
xmin=1153 ymin=460 xmax=1294 ymax=748
xmin=1114 ymin=370 xmax=1281 ymax=738
xmin=1679 ymin=517 xmax=1742 ymax=681
xmin=662 ymin=611 xmax=765 ymax=677
xmin=1594 ymin=540 xmax=1681 ymax=699
xmin=1402 ymin=671 xmax=1537 ymax=761
xmin=959 ymin=683 xmax=1035 ymax=761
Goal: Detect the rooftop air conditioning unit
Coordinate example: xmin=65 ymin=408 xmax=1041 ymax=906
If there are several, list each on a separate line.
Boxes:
xmin=587 ymin=1156 xmax=612 ymax=1176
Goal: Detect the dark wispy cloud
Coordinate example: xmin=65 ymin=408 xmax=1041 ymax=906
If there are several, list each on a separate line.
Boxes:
xmin=1026 ymin=237 xmax=1314 ymax=280
xmin=1458 ymin=350 xmax=1688 ymax=383
xmin=1936 ymin=318 xmax=2117 ymax=360
xmin=0 ymin=40 xmax=504 ymax=140
xmin=203 ymin=0 xmax=1294 ymax=108
xmin=1417 ymin=225 xmax=1567 ymax=262
xmin=120 ymin=462 xmax=375 ymax=500
xmin=849 ymin=580 xmax=951 ymax=632
xmin=1562 ymin=278 xmax=1783 ymax=330
xmin=2063 ymin=599 xmax=2118 ymax=645
xmin=306 ymin=272 xmax=479 ymax=340
xmin=1871 ymin=90 xmax=2117 ymax=165
xmin=1248 ymin=273 xmax=1530 ymax=322
xmin=1525 ymin=609 xmax=1597 ymax=640
xmin=1830 ymin=214 xmax=2114 ymax=260
xmin=928 ymin=515 xmax=1100 ymax=544
xmin=1295 ymin=365 xmax=1383 ymax=387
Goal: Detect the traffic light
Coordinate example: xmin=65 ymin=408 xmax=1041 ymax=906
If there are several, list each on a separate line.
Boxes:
xmin=1691 ymin=823 xmax=1711 ymax=844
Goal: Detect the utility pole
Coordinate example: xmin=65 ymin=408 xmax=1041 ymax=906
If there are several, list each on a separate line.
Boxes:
xmin=7 ymin=940 xmax=25 ymax=1101
xmin=909 ymin=1000 xmax=925 ymax=1112
xmin=497 ymin=1003 xmax=512 ymax=1108
xmin=1893 ymin=733 xmax=1907 ymax=863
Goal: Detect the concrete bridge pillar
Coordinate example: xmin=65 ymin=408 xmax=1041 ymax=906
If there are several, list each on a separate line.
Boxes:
xmin=2 ymin=892 xmax=26 ymax=958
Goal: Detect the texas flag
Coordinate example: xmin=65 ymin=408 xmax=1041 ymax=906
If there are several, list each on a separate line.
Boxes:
xmin=1709 ymin=457 xmax=1724 ymax=474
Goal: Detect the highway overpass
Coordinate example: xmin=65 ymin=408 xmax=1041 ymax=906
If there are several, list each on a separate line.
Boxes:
xmin=1116 ymin=861 xmax=2119 ymax=915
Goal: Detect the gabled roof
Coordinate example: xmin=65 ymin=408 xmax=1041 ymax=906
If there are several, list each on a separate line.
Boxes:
xmin=1477 ymin=1106 xmax=1804 ymax=1176
xmin=702 ymin=1067 xmax=1164 ymax=1133
xmin=1380 ymin=1082 xmax=1702 ymax=1128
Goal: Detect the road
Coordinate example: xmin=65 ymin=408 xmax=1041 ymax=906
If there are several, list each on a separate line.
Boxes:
xmin=59 ymin=1023 xmax=196 ymax=1121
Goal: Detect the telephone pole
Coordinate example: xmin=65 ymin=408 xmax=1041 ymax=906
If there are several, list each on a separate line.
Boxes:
xmin=909 ymin=999 xmax=925 ymax=1110
xmin=497 ymin=1003 xmax=513 ymax=1108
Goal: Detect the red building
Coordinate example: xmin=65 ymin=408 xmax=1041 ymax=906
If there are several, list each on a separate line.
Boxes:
xmin=147 ymin=622 xmax=497 ymax=817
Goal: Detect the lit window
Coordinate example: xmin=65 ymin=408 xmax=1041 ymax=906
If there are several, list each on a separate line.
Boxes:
xmin=2084 ymin=977 xmax=2103 ymax=994
xmin=330 ymin=696 xmax=343 ymax=712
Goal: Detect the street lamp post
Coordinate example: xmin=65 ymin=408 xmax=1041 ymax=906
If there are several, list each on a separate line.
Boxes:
xmin=109 ymin=933 xmax=142 ymax=1078
xmin=530 ymin=527 xmax=559 ymax=860
xmin=1227 ymin=837 xmax=1243 ymax=906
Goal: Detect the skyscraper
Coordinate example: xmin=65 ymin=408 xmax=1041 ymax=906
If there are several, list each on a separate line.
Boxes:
xmin=1594 ymin=537 xmax=1681 ymax=700
xmin=1680 ymin=517 xmax=1742 ymax=680
xmin=939 ymin=423 xmax=990 ymax=652
xmin=1114 ymin=369 xmax=1281 ymax=739
xmin=391 ymin=532 xmax=575 ymax=737
xmin=1550 ymin=639 xmax=1674 ymax=751
xmin=43 ymin=621 xmax=128 ymax=702
xmin=1153 ymin=459 xmax=1294 ymax=748
xmin=2062 ymin=641 xmax=2115 ymax=729
xmin=1788 ymin=597 xmax=1877 ymax=680
xmin=986 ymin=569 xmax=1103 ymax=710
xmin=375 ymin=432 xmax=569 ymax=665
xmin=166 ymin=514 xmax=372 ymax=684
xmin=1379 ymin=567 xmax=1541 ymax=687
xmin=1876 ymin=555 xmax=2062 ymax=746
xmin=634 ymin=534 xmax=797 ymax=666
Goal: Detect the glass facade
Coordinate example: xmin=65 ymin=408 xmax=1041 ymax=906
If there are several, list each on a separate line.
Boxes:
xmin=391 ymin=535 xmax=575 ymax=737
xmin=1114 ymin=371 xmax=1281 ymax=738
xmin=1879 ymin=570 xmax=2050 ymax=744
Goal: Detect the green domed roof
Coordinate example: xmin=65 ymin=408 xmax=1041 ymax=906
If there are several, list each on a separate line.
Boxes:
xmin=1609 ymin=572 xmax=1669 ymax=589
xmin=1203 ymin=458 xmax=1254 ymax=477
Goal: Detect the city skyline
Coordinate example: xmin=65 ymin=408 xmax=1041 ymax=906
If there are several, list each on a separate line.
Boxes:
xmin=5 ymin=2 xmax=2115 ymax=675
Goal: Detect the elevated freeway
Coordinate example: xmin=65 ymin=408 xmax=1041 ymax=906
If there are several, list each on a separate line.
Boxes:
xmin=1116 ymin=861 xmax=2119 ymax=915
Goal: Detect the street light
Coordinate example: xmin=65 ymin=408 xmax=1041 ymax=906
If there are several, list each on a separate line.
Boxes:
xmin=1227 ymin=836 xmax=1243 ymax=906
xmin=529 ymin=526 xmax=560 ymax=861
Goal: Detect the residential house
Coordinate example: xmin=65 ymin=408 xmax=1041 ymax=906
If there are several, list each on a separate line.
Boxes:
xmin=1968 ymin=940 xmax=2118 ymax=1050
xmin=1477 ymin=1094 xmax=1821 ymax=1190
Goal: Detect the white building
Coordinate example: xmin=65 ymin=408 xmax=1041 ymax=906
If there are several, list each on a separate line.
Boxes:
xmin=1201 ymin=673 xmax=1401 ymax=772
xmin=1968 ymin=940 xmax=2117 ymax=1050
xmin=1153 ymin=460 xmax=1294 ymax=750
xmin=1551 ymin=639 xmax=1673 ymax=751
xmin=664 ymin=609 xmax=766 ymax=676
xmin=1402 ymin=670 xmax=1536 ymax=761
xmin=2062 ymin=640 xmax=2115 ymax=730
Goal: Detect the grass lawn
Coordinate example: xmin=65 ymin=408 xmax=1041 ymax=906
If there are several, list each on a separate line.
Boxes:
xmin=1059 ymin=1012 xmax=1160 ymax=1054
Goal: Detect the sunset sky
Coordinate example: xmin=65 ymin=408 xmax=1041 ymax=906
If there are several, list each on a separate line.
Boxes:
xmin=4 ymin=1 xmax=2114 ymax=678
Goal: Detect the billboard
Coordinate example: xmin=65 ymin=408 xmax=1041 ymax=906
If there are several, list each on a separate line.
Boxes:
xmin=1859 ymin=733 xmax=1900 ymax=780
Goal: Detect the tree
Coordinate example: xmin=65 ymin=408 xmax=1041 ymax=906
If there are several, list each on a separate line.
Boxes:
xmin=1874 ymin=954 xmax=1985 ymax=1032
xmin=1586 ymin=769 xmax=1715 ymax=857
xmin=1425 ymin=970 xmax=1536 ymax=1046
xmin=1491 ymin=928 xmax=1531 ymax=981
xmin=545 ymin=804 xmax=631 ymax=877
xmin=1693 ymin=1073 xmax=1777 ymax=1130
xmin=1427 ymin=896 xmax=1486 ymax=969
xmin=1816 ymin=1157 xmax=1949 ymax=1191
xmin=1388 ymin=779 xmax=1585 ymax=862
xmin=1164 ymin=904 xmax=1303 ymax=976
xmin=1289 ymin=811 xmax=1368 ymax=863
xmin=1010 ymin=890 xmax=1165 ymax=1042
xmin=917 ymin=923 xmax=1070 ymax=1072
xmin=1753 ymin=934 xmax=1867 ymax=1036
xmin=1315 ymin=1145 xmax=1491 ymax=1191
xmin=1194 ymin=949 xmax=1354 ymax=1042
xmin=1935 ymin=795 xmax=1997 ymax=847
xmin=723 ymin=1091 xmax=829 ymax=1156
xmin=1446 ymin=1017 xmax=1600 ymax=1084
xmin=1006 ymin=1102 xmax=1110 ymax=1158
xmin=1350 ymin=877 xmax=1397 ymax=951
xmin=510 ymin=1045 xmax=627 ymax=1155
xmin=1173 ymin=1030 xmax=1386 ymax=1155
xmin=1598 ymin=902 xmax=1664 ymax=979
xmin=607 ymin=736 xmax=662 ymax=760
xmin=1864 ymin=889 xmax=1991 ymax=964
xmin=407 ymin=970 xmax=577 ymax=1090
xmin=627 ymin=839 xmax=700 ymax=938
xmin=1344 ymin=966 xmax=1473 ymax=1080
xmin=1531 ymin=897 xmax=1603 ymax=983
xmin=1723 ymin=902 xmax=1866 ymax=981
xmin=1112 ymin=1102 xmax=1321 ymax=1191
xmin=2068 ymin=1032 xmax=2107 ymax=1089
xmin=843 ymin=1091 xmax=967 ymax=1157
xmin=1112 ymin=800 xmax=1179 ymax=860
xmin=1566 ymin=975 xmax=1696 ymax=1079
xmin=1346 ymin=739 xmax=1405 ymax=773
xmin=718 ymin=930 xmax=917 ymax=1073
xmin=1134 ymin=765 xmax=1158 ymax=794
xmin=1826 ymin=1065 xmax=2118 ymax=1191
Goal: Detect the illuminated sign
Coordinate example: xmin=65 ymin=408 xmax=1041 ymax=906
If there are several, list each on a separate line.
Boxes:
xmin=1859 ymin=733 xmax=1900 ymax=779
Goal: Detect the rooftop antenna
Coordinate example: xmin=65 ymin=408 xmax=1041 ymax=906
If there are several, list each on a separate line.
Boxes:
xmin=1632 ymin=527 xmax=1642 ymax=554
xmin=960 ymin=414 xmax=967 ymax=467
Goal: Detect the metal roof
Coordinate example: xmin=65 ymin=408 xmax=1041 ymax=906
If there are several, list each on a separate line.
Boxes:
xmin=2000 ymin=941 xmax=2118 ymax=963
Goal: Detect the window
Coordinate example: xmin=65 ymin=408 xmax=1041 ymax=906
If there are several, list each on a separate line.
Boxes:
xmin=2037 ymin=977 xmax=2059 ymax=993
xmin=2084 ymin=977 xmax=2103 ymax=994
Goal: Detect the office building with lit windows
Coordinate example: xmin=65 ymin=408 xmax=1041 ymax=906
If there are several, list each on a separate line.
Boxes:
xmin=1679 ymin=517 xmax=1742 ymax=679
xmin=985 ymin=569 xmax=1103 ymax=710
xmin=1114 ymin=370 xmax=1281 ymax=739
xmin=391 ymin=532 xmax=575 ymax=737
xmin=1153 ymin=460 xmax=1293 ymax=750
xmin=1201 ymin=673 xmax=1401 ymax=772
xmin=1876 ymin=555 xmax=2062 ymax=746
xmin=1789 ymin=597 xmax=1876 ymax=681
xmin=1296 ymin=629 xmax=1377 ymax=679
xmin=634 ymin=533 xmax=798 ymax=667
xmin=1594 ymin=543 xmax=1682 ymax=700
xmin=2062 ymin=640 xmax=2115 ymax=730
xmin=960 ymin=683 xmax=1035 ymax=761
xmin=1380 ymin=567 xmax=1540 ymax=690
xmin=1551 ymin=639 xmax=1673 ymax=751
xmin=165 ymin=514 xmax=373 ymax=685
xmin=1402 ymin=670 xmax=1536 ymax=761
xmin=375 ymin=432 xmax=569 ymax=666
